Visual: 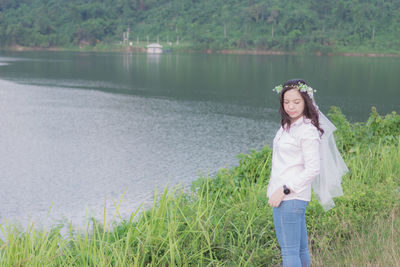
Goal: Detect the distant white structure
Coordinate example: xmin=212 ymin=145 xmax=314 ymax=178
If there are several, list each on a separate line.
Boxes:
xmin=146 ymin=43 xmax=163 ymax=54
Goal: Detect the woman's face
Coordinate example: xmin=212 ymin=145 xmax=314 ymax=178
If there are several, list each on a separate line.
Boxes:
xmin=283 ymin=89 xmax=305 ymax=122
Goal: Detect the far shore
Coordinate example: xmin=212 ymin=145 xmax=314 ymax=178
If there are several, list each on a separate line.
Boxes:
xmin=2 ymin=44 xmax=400 ymax=58
xmin=216 ymin=49 xmax=400 ymax=57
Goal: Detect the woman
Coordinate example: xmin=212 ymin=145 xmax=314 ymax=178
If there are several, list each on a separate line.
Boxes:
xmin=267 ymin=79 xmax=347 ymax=267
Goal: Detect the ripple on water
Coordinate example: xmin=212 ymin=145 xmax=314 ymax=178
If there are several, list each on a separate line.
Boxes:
xmin=0 ymin=79 xmax=279 ymax=230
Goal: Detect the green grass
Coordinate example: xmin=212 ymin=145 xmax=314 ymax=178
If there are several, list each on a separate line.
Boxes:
xmin=0 ymin=107 xmax=399 ymax=266
xmin=311 ymin=206 xmax=400 ymax=266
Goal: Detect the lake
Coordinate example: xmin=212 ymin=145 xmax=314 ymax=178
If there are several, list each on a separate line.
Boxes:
xmin=0 ymin=51 xmax=398 ymax=228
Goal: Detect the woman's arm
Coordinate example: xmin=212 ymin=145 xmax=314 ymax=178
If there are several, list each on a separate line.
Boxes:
xmin=286 ymin=137 xmax=320 ymax=194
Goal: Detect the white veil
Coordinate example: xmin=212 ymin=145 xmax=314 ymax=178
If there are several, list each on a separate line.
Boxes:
xmin=312 ymin=110 xmax=349 ymax=211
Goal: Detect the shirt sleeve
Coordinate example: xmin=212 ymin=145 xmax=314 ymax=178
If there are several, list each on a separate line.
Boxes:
xmin=286 ymin=129 xmax=320 ymax=194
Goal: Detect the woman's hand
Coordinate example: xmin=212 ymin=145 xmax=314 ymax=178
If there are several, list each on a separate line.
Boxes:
xmin=268 ymin=188 xmax=285 ymax=207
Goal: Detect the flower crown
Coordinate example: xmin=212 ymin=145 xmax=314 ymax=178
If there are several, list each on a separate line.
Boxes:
xmin=273 ymin=82 xmax=317 ymax=98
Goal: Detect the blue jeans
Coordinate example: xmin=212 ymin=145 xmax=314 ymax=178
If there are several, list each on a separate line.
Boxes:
xmin=273 ymin=200 xmax=310 ymax=267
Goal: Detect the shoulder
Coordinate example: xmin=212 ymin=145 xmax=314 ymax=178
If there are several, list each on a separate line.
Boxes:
xmin=273 ymin=126 xmax=284 ymax=143
xmin=297 ymin=119 xmax=320 ymax=141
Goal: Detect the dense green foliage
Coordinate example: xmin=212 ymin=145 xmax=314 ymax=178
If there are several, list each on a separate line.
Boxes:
xmin=0 ymin=107 xmax=399 ymax=266
xmin=1 ymin=0 xmax=400 ymax=53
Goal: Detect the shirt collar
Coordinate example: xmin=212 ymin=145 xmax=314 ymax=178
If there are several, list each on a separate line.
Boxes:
xmin=283 ymin=116 xmax=311 ymax=131
xmin=291 ymin=116 xmax=305 ymax=127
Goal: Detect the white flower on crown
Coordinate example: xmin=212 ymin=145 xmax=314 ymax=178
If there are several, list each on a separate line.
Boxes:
xmin=272 ymin=85 xmax=283 ymax=94
xmin=272 ymin=82 xmax=316 ymax=99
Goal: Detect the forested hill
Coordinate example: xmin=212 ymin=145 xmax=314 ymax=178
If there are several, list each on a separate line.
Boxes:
xmin=1 ymin=0 xmax=399 ymax=53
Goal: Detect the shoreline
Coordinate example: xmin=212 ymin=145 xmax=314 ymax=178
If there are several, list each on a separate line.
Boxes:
xmin=217 ymin=49 xmax=400 ymax=57
xmin=2 ymin=45 xmax=400 ymax=58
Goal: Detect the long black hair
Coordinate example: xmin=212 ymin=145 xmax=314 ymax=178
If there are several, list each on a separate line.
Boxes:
xmin=279 ymin=79 xmax=324 ymax=136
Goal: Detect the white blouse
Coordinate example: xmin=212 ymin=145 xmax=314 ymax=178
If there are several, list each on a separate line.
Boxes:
xmin=267 ymin=116 xmax=321 ymax=202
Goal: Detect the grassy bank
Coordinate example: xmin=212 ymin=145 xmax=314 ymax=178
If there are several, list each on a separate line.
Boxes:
xmin=3 ymin=43 xmax=400 ymax=58
xmin=0 ymin=107 xmax=399 ymax=266
xmin=1 ymin=42 xmax=196 ymax=53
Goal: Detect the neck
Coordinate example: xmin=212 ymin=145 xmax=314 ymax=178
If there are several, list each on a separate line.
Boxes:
xmin=290 ymin=115 xmax=303 ymax=124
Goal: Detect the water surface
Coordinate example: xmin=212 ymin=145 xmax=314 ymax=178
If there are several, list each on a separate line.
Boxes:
xmin=0 ymin=51 xmax=398 ymax=228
